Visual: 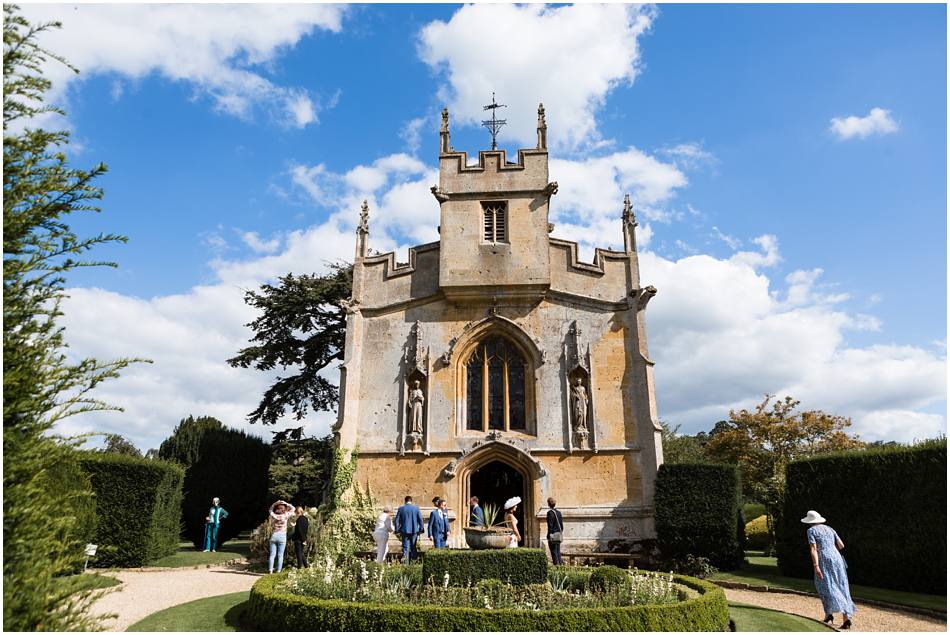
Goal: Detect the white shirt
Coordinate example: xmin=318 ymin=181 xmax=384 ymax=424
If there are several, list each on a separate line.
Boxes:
xmin=374 ymin=512 xmax=393 ymax=534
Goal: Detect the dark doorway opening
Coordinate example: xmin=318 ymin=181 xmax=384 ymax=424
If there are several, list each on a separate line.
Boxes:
xmin=469 ymin=460 xmax=525 ymax=546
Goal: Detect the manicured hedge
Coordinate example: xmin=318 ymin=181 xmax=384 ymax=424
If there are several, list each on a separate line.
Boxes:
xmin=78 ymin=453 xmax=184 ymax=567
xmin=159 ymin=416 xmax=271 ymax=548
xmin=422 ymin=548 xmax=548 ymax=586
xmin=777 ymin=440 xmax=946 ymax=593
xmin=654 ymin=463 xmax=743 ymax=570
xmin=246 ymin=572 xmax=729 ymax=631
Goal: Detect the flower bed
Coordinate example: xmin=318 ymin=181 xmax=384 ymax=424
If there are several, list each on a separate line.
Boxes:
xmin=246 ymin=560 xmax=729 ymax=631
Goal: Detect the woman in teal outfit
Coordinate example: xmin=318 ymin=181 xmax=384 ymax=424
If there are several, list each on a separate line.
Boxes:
xmin=802 ymin=510 xmax=855 ymax=629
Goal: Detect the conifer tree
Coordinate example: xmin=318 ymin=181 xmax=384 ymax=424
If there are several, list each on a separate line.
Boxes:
xmin=4 ymin=6 xmax=138 ymax=629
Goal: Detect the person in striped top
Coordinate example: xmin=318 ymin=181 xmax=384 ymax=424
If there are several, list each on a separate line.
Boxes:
xmin=268 ymin=500 xmax=296 ymax=573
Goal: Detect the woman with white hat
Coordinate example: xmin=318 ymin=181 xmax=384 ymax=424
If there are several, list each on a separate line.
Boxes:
xmin=802 ymin=510 xmax=855 ymax=629
xmin=504 ymin=497 xmax=521 ymax=548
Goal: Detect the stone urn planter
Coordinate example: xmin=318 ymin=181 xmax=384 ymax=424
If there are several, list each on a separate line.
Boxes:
xmin=463 ymin=527 xmax=512 ymax=550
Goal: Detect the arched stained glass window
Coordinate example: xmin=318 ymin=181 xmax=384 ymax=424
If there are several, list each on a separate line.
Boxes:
xmin=464 ymin=336 xmax=527 ymax=432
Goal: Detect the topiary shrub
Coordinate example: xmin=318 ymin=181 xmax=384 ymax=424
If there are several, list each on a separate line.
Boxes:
xmin=246 ymin=571 xmax=730 ymax=631
xmin=777 ymin=439 xmax=946 ymax=593
xmin=588 ymin=565 xmax=627 ymax=591
xmin=422 ymin=548 xmax=548 ymax=586
xmin=654 ymin=463 xmax=743 ymax=570
xmin=745 ymin=515 xmax=769 ymax=550
xmin=78 ymin=453 xmax=183 ymax=567
xmin=158 ymin=415 xmax=271 ymax=549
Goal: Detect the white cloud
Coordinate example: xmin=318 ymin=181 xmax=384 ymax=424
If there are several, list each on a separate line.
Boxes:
xmin=730 ymin=234 xmax=781 ymax=269
xmin=829 ymin=107 xmax=899 ymax=141
xmin=641 ymin=244 xmax=946 ymax=443
xmin=240 ymin=231 xmax=282 ymax=255
xmin=659 ymin=142 xmax=717 ymax=170
xmin=711 ymin=226 xmax=742 ymax=250
xmin=20 ymin=4 xmax=346 ymax=128
xmin=418 ymin=4 xmax=655 ymax=150
xmin=400 ymin=117 xmax=428 ymax=155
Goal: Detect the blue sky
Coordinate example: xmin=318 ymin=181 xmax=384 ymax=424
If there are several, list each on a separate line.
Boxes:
xmin=23 ymin=3 xmax=946 ymax=451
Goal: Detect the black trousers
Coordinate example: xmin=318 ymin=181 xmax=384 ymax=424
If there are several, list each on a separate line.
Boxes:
xmin=548 ymin=539 xmax=562 ymax=565
xmin=293 ymin=539 xmax=307 ymax=568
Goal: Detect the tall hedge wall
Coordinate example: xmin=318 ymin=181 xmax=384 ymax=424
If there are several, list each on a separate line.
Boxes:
xmin=654 ymin=463 xmax=743 ymax=570
xmin=159 ymin=416 xmax=272 ymax=548
xmin=246 ymin=572 xmax=730 ymax=632
xmin=777 ymin=440 xmax=946 ymax=593
xmin=78 ymin=453 xmax=184 ymax=567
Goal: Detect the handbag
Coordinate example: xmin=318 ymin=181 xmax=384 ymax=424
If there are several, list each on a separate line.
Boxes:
xmin=548 ymin=511 xmax=563 ymax=543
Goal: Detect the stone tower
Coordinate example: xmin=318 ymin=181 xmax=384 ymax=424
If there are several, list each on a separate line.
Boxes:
xmin=335 ymin=104 xmax=664 ymax=553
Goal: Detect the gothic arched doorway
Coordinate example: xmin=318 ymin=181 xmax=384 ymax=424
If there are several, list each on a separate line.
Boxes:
xmin=469 ymin=460 xmax=525 ymax=546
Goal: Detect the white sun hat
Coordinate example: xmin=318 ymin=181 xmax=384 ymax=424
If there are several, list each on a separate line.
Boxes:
xmin=800 ymin=510 xmax=826 ymax=524
xmin=504 ymin=496 xmax=522 ymax=510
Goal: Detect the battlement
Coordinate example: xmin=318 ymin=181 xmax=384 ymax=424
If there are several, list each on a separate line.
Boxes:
xmin=438 ymin=148 xmax=549 ymax=196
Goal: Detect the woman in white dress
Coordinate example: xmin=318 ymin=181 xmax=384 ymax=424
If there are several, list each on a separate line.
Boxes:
xmin=504 ymin=497 xmax=522 ymax=548
xmin=373 ymin=506 xmax=394 ymax=563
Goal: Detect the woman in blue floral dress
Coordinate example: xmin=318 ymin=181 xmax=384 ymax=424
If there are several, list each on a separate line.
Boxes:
xmin=802 ymin=510 xmax=855 ymax=629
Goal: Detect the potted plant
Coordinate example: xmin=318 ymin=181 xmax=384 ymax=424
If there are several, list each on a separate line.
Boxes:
xmin=464 ymin=502 xmax=513 ymax=549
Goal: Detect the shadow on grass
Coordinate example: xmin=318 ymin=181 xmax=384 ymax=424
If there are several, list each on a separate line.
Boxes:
xmin=224 ymin=600 xmax=250 ymax=631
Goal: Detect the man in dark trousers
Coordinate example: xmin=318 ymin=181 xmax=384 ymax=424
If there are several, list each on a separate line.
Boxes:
xmin=292 ymin=506 xmax=310 ymax=568
xmin=394 ymin=495 xmax=424 ymax=563
xmin=546 ymin=497 xmax=564 ymax=565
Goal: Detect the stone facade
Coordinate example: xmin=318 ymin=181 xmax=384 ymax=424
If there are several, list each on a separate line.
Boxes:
xmin=334 ymin=105 xmax=664 ymax=553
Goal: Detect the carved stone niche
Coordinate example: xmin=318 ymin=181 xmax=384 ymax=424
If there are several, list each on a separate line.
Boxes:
xmin=569 ymin=367 xmax=592 ymax=450
xmin=402 ymin=321 xmax=429 ymax=454
xmin=563 ymin=321 xmax=596 ymax=452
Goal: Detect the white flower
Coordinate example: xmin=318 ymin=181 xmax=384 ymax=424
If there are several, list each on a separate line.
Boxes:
xmin=443 ymin=571 xmax=450 ymax=588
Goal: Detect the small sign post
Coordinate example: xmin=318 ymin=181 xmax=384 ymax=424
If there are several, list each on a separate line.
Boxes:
xmin=83 ymin=543 xmax=98 ymax=572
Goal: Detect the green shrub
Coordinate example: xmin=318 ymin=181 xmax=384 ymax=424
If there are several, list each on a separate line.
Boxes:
xmin=79 ymin=453 xmax=184 ymax=567
xmin=777 ymin=439 xmax=946 ymax=593
xmin=422 ymin=548 xmax=548 ymax=586
xmin=588 ymin=565 xmax=627 ymax=591
xmin=654 ymin=463 xmax=743 ymax=569
xmin=743 ymin=502 xmax=766 ymax=521
xmin=549 ymin=565 xmax=591 ymax=591
xmin=158 ymin=416 xmax=271 ymax=549
xmin=37 ymin=451 xmax=98 ymax=576
xmin=247 ymin=572 xmax=730 ymax=631
xmin=745 ymin=515 xmax=769 ymax=550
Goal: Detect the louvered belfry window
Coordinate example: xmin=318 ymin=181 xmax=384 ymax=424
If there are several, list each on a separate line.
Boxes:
xmin=465 ymin=336 xmax=527 ymax=432
xmin=482 ymin=201 xmax=508 ymax=243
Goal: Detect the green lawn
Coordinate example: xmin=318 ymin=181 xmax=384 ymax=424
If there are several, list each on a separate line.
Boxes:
xmin=729 ymin=602 xmax=833 ymax=632
xmin=712 ymin=553 xmax=947 ymax=613
xmin=127 ymin=591 xmax=249 ymax=632
xmin=148 ymin=539 xmax=252 ymax=568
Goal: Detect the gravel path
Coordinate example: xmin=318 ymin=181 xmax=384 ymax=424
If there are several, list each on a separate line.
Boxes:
xmin=724 ymin=588 xmax=947 ymax=632
xmin=89 ymin=564 xmax=262 ymax=632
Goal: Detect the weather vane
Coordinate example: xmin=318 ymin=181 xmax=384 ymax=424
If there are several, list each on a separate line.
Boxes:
xmin=481 ymin=92 xmax=507 ymax=150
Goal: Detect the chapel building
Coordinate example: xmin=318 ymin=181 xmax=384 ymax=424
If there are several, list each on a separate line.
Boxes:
xmin=334 ymin=105 xmax=665 ymax=552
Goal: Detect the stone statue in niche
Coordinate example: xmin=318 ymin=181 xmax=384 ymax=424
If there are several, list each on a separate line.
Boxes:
xmin=405 ymin=378 xmax=425 ymax=452
xmin=409 ymin=380 xmax=425 ymax=435
xmin=571 ymin=375 xmax=590 ymax=448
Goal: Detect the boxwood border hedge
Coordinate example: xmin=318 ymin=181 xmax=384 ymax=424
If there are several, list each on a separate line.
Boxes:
xmin=422 ymin=548 xmax=548 ymax=586
xmin=246 ymin=571 xmax=729 ymax=632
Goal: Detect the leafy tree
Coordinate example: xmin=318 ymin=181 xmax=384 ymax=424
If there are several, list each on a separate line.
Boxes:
xmin=268 ymin=426 xmax=333 ymax=507
xmin=228 ymin=264 xmax=351 ymax=425
xmin=704 ymin=395 xmax=865 ymax=550
xmin=100 ymin=433 xmax=141 ymax=457
xmin=158 ymin=415 xmax=272 ymax=548
xmin=3 ymin=6 xmax=139 ymax=629
xmin=658 ymin=421 xmax=709 ymax=464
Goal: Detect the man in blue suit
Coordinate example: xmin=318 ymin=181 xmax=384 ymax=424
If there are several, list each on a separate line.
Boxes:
xmin=469 ymin=496 xmax=485 ymax=527
xmin=394 ymin=495 xmax=424 ymax=563
xmin=428 ymin=497 xmax=448 ymax=548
